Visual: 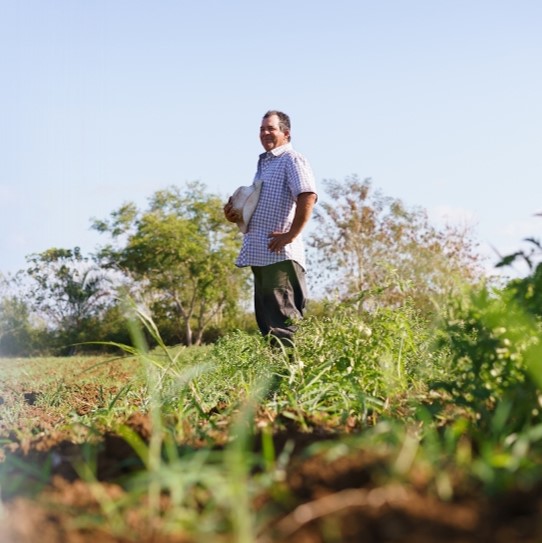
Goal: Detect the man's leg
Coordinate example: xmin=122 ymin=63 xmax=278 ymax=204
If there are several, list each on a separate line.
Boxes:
xmin=252 ymin=260 xmax=307 ymax=343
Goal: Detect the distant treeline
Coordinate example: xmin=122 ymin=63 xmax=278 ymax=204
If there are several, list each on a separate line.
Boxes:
xmin=0 ymin=176 xmax=492 ymax=357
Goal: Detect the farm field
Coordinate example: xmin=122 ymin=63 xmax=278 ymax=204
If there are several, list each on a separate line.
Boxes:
xmin=1 ymin=302 xmax=542 ymax=543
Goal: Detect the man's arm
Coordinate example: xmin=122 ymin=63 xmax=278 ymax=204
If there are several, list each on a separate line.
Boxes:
xmin=268 ymin=192 xmax=317 ymax=253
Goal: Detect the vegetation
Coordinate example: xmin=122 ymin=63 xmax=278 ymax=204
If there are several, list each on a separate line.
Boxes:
xmin=1 ymin=264 xmax=542 ymax=540
xmin=1 ymin=178 xmax=541 ymax=541
xmin=0 ymin=177 xmax=483 ymax=356
xmin=91 ymin=182 xmax=248 ymax=346
xmin=0 ymin=182 xmax=252 ymax=355
xmin=309 ymin=175 xmax=484 ymax=313
xmin=0 ymin=272 xmax=37 ymax=357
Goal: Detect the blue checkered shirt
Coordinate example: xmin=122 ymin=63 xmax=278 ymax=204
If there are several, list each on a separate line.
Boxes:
xmin=236 ymin=143 xmax=317 ymax=270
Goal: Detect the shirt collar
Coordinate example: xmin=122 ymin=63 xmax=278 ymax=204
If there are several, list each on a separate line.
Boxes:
xmin=260 ymin=142 xmax=292 ymax=159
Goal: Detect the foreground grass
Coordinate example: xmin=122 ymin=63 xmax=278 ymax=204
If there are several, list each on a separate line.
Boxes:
xmin=1 ymin=293 xmax=542 ymax=542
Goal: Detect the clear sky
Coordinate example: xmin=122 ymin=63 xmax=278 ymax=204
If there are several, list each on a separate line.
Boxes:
xmin=1 ymin=0 xmax=541 ymax=278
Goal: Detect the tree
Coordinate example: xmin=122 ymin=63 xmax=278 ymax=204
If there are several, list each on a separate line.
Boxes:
xmin=24 ymin=247 xmax=113 ymax=351
xmin=0 ymin=272 xmax=38 ymax=356
xmin=309 ymin=176 xmax=485 ymax=312
xmin=92 ymin=182 xmax=248 ymax=346
xmin=497 ymin=234 xmax=542 ymax=319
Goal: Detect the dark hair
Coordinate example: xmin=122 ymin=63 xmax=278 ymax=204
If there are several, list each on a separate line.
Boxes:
xmin=263 ymin=110 xmax=291 ymax=140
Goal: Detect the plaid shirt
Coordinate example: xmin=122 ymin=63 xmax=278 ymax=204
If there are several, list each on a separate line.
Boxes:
xmin=236 ymin=142 xmax=317 ymax=270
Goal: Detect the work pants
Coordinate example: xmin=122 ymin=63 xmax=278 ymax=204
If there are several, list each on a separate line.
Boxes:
xmin=251 ymin=260 xmax=307 ymax=344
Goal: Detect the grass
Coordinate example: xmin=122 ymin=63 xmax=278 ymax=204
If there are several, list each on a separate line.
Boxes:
xmin=2 ymin=287 xmax=542 ymax=541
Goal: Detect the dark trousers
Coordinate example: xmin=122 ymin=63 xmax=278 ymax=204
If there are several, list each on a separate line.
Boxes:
xmin=251 ymin=260 xmax=307 ymax=343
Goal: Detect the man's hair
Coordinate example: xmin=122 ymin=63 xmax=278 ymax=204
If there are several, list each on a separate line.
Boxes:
xmin=263 ymin=110 xmax=291 ymax=140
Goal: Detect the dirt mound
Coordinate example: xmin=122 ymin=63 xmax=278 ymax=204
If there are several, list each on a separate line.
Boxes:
xmin=3 ymin=423 xmax=542 ymax=543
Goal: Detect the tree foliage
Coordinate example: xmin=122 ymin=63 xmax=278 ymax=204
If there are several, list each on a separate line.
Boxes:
xmin=92 ymin=182 xmax=248 ymax=346
xmin=25 ymin=247 xmax=111 ymax=328
xmin=23 ymin=247 xmax=113 ymax=352
xmin=309 ymin=176 xmax=484 ymax=312
xmin=433 ymin=232 xmax=542 ymax=434
xmin=497 ymin=235 xmax=542 ymax=319
xmin=0 ymin=273 xmax=38 ymax=356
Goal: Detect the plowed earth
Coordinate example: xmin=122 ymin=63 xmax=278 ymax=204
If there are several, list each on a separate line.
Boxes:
xmin=1 ymin=359 xmax=542 ymax=543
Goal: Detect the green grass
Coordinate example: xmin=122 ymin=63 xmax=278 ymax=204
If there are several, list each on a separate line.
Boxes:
xmin=2 ymin=288 xmax=542 ymax=541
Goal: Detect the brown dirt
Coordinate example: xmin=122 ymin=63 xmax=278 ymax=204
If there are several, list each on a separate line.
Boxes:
xmin=2 ymin=361 xmax=542 ymax=543
xmin=2 ymin=420 xmax=542 ymax=543
xmin=263 ymin=447 xmax=542 ymax=543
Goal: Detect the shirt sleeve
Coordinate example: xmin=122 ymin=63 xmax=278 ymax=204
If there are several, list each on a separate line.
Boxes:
xmin=286 ymin=153 xmax=318 ymax=200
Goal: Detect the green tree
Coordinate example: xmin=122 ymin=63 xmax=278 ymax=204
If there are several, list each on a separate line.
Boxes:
xmin=0 ymin=272 xmax=38 ymax=356
xmin=24 ymin=247 xmax=112 ymax=351
xmin=92 ymin=182 xmax=248 ymax=346
xmin=309 ymin=176 xmax=484 ymax=312
xmin=497 ymin=236 xmax=542 ymax=319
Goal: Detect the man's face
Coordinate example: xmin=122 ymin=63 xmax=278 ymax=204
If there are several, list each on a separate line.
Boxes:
xmin=260 ymin=114 xmax=289 ymax=152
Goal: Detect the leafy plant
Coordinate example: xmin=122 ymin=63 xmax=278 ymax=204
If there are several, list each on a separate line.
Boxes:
xmin=290 ymin=295 xmax=434 ymax=421
xmin=432 ymin=285 xmax=541 ymax=428
xmin=92 ymin=182 xmax=249 ymax=346
xmin=309 ymin=175 xmax=484 ymax=314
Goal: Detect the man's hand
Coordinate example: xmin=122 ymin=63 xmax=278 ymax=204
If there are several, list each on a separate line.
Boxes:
xmin=268 ymin=231 xmax=294 ymax=253
xmin=223 ymin=198 xmax=241 ymax=223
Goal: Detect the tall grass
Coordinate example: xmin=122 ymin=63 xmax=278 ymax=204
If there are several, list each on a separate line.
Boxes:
xmin=2 ymin=281 xmax=542 ymax=541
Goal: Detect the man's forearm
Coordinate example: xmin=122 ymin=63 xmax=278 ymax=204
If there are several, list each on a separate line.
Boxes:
xmin=267 ymin=191 xmax=317 ymax=253
xmin=289 ymin=192 xmax=317 ymax=239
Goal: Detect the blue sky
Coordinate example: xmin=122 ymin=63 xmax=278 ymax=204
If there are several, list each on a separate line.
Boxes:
xmin=1 ymin=0 xmax=541 ymax=278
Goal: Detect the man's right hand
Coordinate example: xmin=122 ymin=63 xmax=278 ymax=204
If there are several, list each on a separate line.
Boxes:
xmin=223 ymin=198 xmax=241 ymax=223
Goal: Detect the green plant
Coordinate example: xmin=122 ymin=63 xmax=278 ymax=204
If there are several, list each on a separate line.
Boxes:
xmin=433 ymin=284 xmax=542 ymax=431
xmin=309 ymin=176 xmax=484 ymax=314
xmin=75 ymin=300 xmax=283 ymax=541
xmin=288 ymin=296 xmax=433 ymax=423
xmin=92 ymin=182 xmax=248 ymax=346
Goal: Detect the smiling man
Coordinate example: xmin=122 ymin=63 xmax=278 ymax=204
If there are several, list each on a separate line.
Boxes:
xmin=224 ymin=110 xmax=317 ymax=345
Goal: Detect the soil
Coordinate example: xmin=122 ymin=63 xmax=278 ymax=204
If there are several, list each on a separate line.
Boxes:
xmin=2 ymin=422 xmax=542 ymax=543
xmin=2 ymin=381 xmax=542 ymax=542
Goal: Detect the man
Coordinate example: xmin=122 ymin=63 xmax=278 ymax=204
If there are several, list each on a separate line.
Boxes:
xmin=224 ymin=110 xmax=317 ymax=344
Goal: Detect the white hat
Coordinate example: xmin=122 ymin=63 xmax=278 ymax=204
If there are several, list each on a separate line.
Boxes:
xmin=230 ymin=179 xmax=263 ymax=233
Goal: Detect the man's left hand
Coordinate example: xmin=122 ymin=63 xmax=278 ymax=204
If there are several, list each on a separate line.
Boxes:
xmin=268 ymin=231 xmax=294 ymax=253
